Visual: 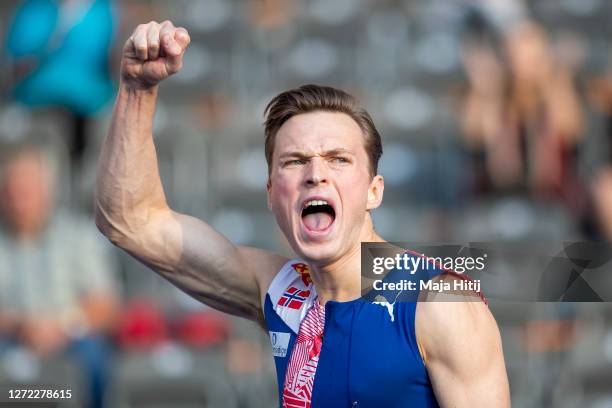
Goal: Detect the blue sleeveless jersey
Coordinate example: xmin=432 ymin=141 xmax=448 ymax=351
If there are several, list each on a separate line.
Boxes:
xmin=264 ymin=260 xmax=441 ymax=408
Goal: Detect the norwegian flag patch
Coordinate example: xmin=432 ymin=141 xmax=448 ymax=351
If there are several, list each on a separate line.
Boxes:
xmin=277 ymin=287 xmax=311 ymax=310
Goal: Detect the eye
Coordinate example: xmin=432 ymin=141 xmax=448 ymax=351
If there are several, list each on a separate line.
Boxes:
xmin=331 ymin=156 xmax=350 ymax=164
xmin=284 ymin=159 xmax=306 ymax=166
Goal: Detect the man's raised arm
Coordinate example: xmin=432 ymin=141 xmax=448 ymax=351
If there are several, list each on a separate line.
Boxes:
xmin=95 ymin=21 xmax=286 ymax=324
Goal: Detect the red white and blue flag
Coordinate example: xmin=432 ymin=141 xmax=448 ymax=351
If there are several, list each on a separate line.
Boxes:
xmin=278 ymin=287 xmax=311 ymax=310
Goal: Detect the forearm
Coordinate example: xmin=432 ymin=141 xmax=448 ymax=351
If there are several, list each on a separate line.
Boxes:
xmin=95 ymin=82 xmax=168 ymax=242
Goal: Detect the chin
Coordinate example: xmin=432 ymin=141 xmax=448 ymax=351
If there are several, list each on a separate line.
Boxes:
xmin=291 ymin=238 xmax=342 ymax=265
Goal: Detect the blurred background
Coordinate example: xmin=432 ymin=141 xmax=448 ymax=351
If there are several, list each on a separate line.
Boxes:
xmin=1 ymin=0 xmax=612 ymax=407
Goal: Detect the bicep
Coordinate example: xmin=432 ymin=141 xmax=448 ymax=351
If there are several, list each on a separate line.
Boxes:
xmin=119 ymin=208 xmax=287 ymax=323
xmin=417 ymin=301 xmax=510 ymax=408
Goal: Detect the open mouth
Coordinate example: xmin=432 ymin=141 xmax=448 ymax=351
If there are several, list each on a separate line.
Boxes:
xmin=301 ymin=199 xmax=336 ymax=233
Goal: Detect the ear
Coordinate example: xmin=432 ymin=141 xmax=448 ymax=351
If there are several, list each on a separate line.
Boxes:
xmin=366 ymin=175 xmax=384 ymax=210
xmin=266 ymin=178 xmax=272 ymax=210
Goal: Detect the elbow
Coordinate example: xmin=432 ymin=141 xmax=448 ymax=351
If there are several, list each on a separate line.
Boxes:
xmin=94 ymin=194 xmax=169 ymax=252
xmin=94 ymin=205 xmax=128 ymax=247
xmin=95 ymin=215 xmax=121 ymax=247
xmin=93 ymin=190 xmax=130 ymax=246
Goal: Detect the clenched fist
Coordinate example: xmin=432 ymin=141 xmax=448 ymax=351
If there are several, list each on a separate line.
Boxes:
xmin=121 ymin=20 xmax=190 ymax=90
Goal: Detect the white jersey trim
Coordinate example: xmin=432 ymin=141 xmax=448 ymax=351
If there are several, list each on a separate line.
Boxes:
xmin=267 ymin=259 xmax=317 ymax=334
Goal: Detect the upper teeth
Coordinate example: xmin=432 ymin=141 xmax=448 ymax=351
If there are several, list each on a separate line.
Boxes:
xmin=305 ymin=200 xmax=328 ymax=208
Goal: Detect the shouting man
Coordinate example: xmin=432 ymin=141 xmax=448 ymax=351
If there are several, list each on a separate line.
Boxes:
xmin=95 ymin=21 xmax=510 ymax=407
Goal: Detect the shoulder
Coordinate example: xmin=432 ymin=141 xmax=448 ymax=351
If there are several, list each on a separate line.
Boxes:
xmin=419 ymin=271 xmax=486 ymax=303
xmin=416 ymin=295 xmax=496 ymax=344
xmin=415 ymin=281 xmax=501 ymax=370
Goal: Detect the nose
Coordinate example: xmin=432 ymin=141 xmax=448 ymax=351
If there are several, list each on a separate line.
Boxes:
xmin=305 ymin=158 xmax=328 ymax=186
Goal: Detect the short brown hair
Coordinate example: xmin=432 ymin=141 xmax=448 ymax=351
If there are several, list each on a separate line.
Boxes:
xmin=263 ymin=84 xmax=383 ymax=177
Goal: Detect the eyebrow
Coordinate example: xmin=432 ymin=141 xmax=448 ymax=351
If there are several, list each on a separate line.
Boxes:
xmin=278 ymin=148 xmax=354 ymax=159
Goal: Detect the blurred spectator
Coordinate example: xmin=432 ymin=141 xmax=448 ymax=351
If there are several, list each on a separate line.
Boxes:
xmin=5 ymin=0 xmax=117 ymax=167
xmin=0 ymin=141 xmax=119 ymax=408
xmin=588 ymin=58 xmax=612 ymax=241
xmin=225 ymin=317 xmax=278 ymax=408
xmin=460 ymin=18 xmax=585 ymax=213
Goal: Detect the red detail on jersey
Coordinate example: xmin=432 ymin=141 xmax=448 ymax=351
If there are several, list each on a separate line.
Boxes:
xmin=292 ymin=263 xmax=312 ymax=286
xmin=282 ymin=301 xmax=325 ymax=408
xmin=278 ymin=287 xmax=311 ymax=309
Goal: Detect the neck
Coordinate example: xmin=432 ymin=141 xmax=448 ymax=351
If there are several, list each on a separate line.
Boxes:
xmin=308 ymin=214 xmax=385 ymax=305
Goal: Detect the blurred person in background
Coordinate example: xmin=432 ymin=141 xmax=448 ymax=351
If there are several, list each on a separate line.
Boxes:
xmin=461 ymin=13 xmax=587 ymax=406
xmin=0 ymin=141 xmax=119 ymax=408
xmin=461 ymin=18 xmax=585 ymax=214
xmin=96 ymin=20 xmax=510 ymax=407
xmin=588 ymin=55 xmax=612 ymax=241
xmin=5 ymin=0 xmax=117 ymax=170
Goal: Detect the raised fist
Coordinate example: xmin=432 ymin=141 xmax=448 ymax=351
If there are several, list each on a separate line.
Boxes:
xmin=121 ymin=20 xmax=190 ymax=90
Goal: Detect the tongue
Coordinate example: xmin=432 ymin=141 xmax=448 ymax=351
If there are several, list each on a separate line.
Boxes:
xmin=303 ymin=212 xmax=333 ymax=231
